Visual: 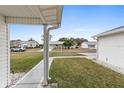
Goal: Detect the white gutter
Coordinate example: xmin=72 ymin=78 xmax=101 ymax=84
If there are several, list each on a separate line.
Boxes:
xmin=42 ymin=24 xmax=60 ymax=86
xmin=48 ymin=24 xmax=60 ymax=31
xmin=42 ymin=6 xmax=63 ymax=86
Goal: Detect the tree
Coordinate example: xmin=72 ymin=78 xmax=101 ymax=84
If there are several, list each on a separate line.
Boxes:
xmin=59 ymin=38 xmax=74 ymax=49
xmin=63 ymin=39 xmax=73 ymax=49
xmin=74 ymin=38 xmax=88 ymax=46
xmin=58 ymin=37 xmax=68 ymax=41
xmin=28 ymin=38 xmax=34 ymax=41
xmin=58 ymin=37 xmax=88 ymax=49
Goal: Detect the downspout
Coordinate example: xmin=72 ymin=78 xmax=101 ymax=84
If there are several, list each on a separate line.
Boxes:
xmin=48 ymin=25 xmax=60 ymax=31
xmin=42 ymin=24 xmax=60 ymax=86
xmin=47 ymin=25 xmax=60 ymax=79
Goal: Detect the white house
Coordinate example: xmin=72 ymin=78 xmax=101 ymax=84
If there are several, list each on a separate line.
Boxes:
xmin=10 ymin=39 xmax=39 ymax=48
xmin=21 ymin=40 xmax=39 ymax=48
xmin=93 ymin=26 xmax=124 ymax=71
xmin=49 ymin=41 xmax=64 ymax=50
xmin=81 ymin=41 xmax=97 ymax=49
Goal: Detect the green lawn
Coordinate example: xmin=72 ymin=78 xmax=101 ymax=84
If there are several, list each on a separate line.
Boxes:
xmin=52 ymin=48 xmax=96 ymax=53
xmin=50 ymin=58 xmax=124 ymax=88
xmin=25 ymin=48 xmax=41 ymax=52
xmin=10 ymin=49 xmax=83 ymax=73
xmin=10 ymin=52 xmax=43 ymax=73
xmin=49 ymin=52 xmax=84 ymax=57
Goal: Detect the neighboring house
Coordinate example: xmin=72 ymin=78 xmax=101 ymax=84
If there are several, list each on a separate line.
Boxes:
xmin=93 ymin=26 xmax=124 ymax=71
xmin=70 ymin=45 xmax=77 ymax=49
xmin=10 ymin=39 xmax=39 ymax=48
xmin=49 ymin=41 xmax=64 ymax=50
xmin=21 ymin=40 xmax=39 ymax=48
xmin=10 ymin=39 xmax=22 ymax=48
xmin=81 ymin=41 xmax=97 ymax=49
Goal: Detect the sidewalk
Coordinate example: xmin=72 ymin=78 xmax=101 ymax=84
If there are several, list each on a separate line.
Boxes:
xmin=12 ymin=60 xmax=44 ymax=88
xmin=12 ymin=57 xmax=54 ymax=88
xmin=12 ymin=56 xmax=84 ymax=88
xmin=79 ymin=53 xmax=96 ymax=59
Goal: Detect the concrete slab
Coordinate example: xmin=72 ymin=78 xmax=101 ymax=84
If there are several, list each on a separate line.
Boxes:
xmin=12 ymin=60 xmax=44 ymax=88
xmin=79 ymin=53 xmax=96 ymax=59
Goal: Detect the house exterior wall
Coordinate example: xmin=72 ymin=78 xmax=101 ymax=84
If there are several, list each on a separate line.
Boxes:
xmin=26 ymin=41 xmax=39 ymax=48
xmin=49 ymin=44 xmax=63 ymax=50
xmin=81 ymin=42 xmax=96 ymax=49
xmin=0 ymin=15 xmax=9 ymax=87
xmin=10 ymin=40 xmax=39 ymax=48
xmin=88 ymin=44 xmax=96 ymax=49
xmin=10 ymin=40 xmax=21 ymax=48
xmin=97 ymin=32 xmax=124 ymax=69
xmin=81 ymin=43 xmax=88 ymax=48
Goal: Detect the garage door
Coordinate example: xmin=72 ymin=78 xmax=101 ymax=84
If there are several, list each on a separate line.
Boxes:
xmin=0 ymin=16 xmax=9 ymax=88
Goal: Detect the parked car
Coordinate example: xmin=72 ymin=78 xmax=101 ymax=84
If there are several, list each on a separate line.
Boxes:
xmin=11 ymin=47 xmax=26 ymax=52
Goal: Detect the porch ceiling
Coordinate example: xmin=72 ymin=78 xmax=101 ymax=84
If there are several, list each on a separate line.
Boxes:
xmin=0 ymin=5 xmax=63 ymax=25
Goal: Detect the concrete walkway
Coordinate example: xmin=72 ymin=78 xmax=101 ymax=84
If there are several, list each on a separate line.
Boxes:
xmin=79 ymin=53 xmax=96 ymax=59
xmin=12 ymin=58 xmax=53 ymax=88
xmin=12 ymin=60 xmax=44 ymax=88
xmin=12 ymin=56 xmax=84 ymax=88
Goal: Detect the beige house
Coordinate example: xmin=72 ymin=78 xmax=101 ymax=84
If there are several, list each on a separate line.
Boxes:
xmin=10 ymin=39 xmax=39 ymax=48
xmin=49 ymin=41 xmax=64 ymax=50
xmin=81 ymin=41 xmax=97 ymax=49
xmin=10 ymin=39 xmax=22 ymax=48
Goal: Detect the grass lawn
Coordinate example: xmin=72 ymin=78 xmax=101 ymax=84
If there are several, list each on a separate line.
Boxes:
xmin=49 ymin=52 xmax=84 ymax=57
xmin=52 ymin=48 xmax=96 ymax=53
xmin=25 ymin=48 xmax=41 ymax=52
xmin=50 ymin=58 xmax=124 ymax=88
xmin=10 ymin=52 xmax=43 ymax=73
xmin=10 ymin=48 xmax=83 ymax=73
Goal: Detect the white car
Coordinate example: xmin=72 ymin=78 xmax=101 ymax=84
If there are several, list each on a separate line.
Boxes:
xmin=11 ymin=47 xmax=26 ymax=52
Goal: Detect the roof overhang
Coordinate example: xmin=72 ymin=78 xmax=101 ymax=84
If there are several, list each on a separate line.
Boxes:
xmin=92 ymin=26 xmax=124 ymax=39
xmin=0 ymin=5 xmax=63 ymax=26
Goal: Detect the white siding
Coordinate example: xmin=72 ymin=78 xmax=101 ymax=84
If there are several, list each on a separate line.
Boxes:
xmin=81 ymin=43 xmax=88 ymax=48
xmin=49 ymin=44 xmax=62 ymax=50
xmin=0 ymin=15 xmax=9 ymax=87
xmin=98 ymin=32 xmax=124 ymax=69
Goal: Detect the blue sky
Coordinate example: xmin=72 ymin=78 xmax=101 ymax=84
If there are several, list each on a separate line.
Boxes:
xmin=10 ymin=5 xmax=124 ymax=43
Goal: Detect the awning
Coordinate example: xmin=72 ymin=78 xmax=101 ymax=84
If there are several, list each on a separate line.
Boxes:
xmin=0 ymin=5 xmax=63 ymax=87
xmin=0 ymin=5 xmax=63 ymax=25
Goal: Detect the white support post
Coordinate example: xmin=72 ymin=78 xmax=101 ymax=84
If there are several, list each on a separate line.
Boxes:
xmin=7 ymin=24 xmax=10 ymax=87
xmin=42 ymin=25 xmax=49 ymax=86
xmin=61 ymin=45 xmax=63 ymax=52
xmin=47 ymin=31 xmax=50 ymax=80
